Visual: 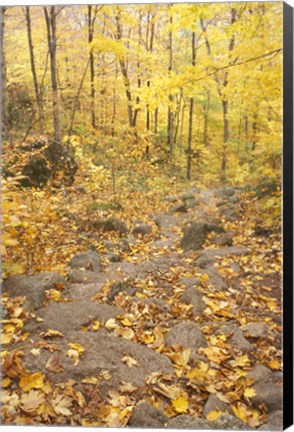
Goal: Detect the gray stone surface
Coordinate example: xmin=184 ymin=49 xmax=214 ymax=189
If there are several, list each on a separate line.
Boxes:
xmin=132 ymin=223 xmax=152 ymax=236
xmin=202 ymin=394 xmax=233 ymax=418
xmin=252 ymin=382 xmax=282 ymax=412
xmin=181 ymin=222 xmax=207 ymax=251
xmin=69 ymin=251 xmax=101 ymax=272
xmin=180 ymin=287 xmax=205 ymax=315
xmin=165 ymin=321 xmax=207 ymax=350
xmin=258 ymin=411 xmax=283 ymax=430
xmin=128 ymin=402 xmax=168 ymax=427
xmin=27 ymin=300 xmax=124 ymax=333
xmin=3 ymin=272 xmax=67 ymax=311
xmin=22 ymin=331 xmax=173 ymax=394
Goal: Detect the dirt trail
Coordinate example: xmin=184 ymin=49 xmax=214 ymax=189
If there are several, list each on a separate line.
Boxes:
xmin=2 ymin=187 xmax=282 ymax=429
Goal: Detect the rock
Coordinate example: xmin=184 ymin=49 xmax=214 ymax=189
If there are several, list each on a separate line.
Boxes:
xmin=107 ymin=281 xmax=136 ymax=301
xmin=165 ymin=321 xmax=207 ymax=350
xmin=211 ymin=233 xmax=233 ymax=247
xmin=185 ymin=198 xmax=199 ymax=209
xmin=198 ymin=268 xmax=228 ymax=290
xmin=169 ymin=203 xmax=188 ymax=214
xmin=68 ymin=269 xmax=105 ymax=284
xmin=205 ymin=223 xmax=226 ymax=234
xmin=3 ymin=272 xmax=67 ymax=311
xmin=20 ymin=140 xmax=77 ymax=188
xmin=195 ymin=246 xmax=250 ymax=269
xmin=181 ymin=189 xmax=199 ymax=201
xmin=154 ymin=213 xmax=177 ymax=229
xmin=132 ymin=223 xmax=152 ymax=236
xmin=28 ymin=301 xmax=124 ymax=333
xmin=106 ymin=252 xmax=121 ymax=263
xmin=219 ymin=206 xmax=239 ymax=221
xmin=212 ymin=323 xmax=254 ymax=352
xmin=69 ymin=251 xmax=101 ymax=272
xmin=76 ymin=186 xmax=86 ymax=194
xmin=22 ymin=331 xmax=173 ymax=393
xmin=215 ymin=415 xmax=250 ymax=430
xmin=118 ymin=239 xmax=131 ymax=252
xmin=63 ymin=281 xmax=107 ymax=301
xmin=168 ymin=413 xmax=250 ymax=430
xmin=104 ymin=240 xmax=116 ymax=251
xmin=216 ymin=186 xmax=236 ymax=197
xmin=203 ymin=394 xmax=233 ymax=418
xmin=128 ymin=402 xmax=168 ymax=427
xmin=259 ymin=411 xmax=283 ymax=430
xmin=93 ymin=217 xmax=128 ymax=235
xmin=181 ymin=223 xmax=207 ymax=251
xmin=161 ymin=196 xmax=178 ymax=203
xmin=247 ymin=365 xmax=273 ymax=383
xmin=180 ymin=287 xmax=205 ymax=315
xmin=245 ymin=323 xmax=268 ymax=338
xmin=167 ymin=415 xmax=211 ymax=429
xmin=252 ymin=382 xmax=282 ymax=412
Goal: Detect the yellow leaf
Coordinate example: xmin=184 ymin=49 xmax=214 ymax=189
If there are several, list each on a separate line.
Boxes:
xmin=121 ymin=355 xmax=138 ymax=367
xmin=142 ymin=332 xmax=154 ymax=344
xmin=41 ymin=329 xmax=64 ymax=338
xmin=207 ymin=410 xmax=227 ymax=421
xmin=268 ymin=359 xmax=280 ymax=370
xmin=172 ymin=396 xmax=189 ymax=413
xmin=244 ymin=387 xmax=256 ymax=399
xmin=82 ymin=376 xmax=98 ymax=384
xmin=1 ymin=333 xmax=13 ymax=344
xmin=68 ymin=343 xmax=85 ymax=354
xmin=52 ymin=394 xmax=72 ymax=416
xmin=2 ymin=377 xmax=11 ymax=388
xmin=91 ymin=321 xmax=100 ymax=331
xmin=19 ymin=372 xmax=44 ymax=392
xmin=105 ymin=318 xmax=119 ymax=330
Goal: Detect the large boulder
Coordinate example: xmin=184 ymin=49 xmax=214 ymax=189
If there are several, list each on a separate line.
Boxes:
xmin=180 ymin=223 xmax=208 ymax=251
xmin=180 ymin=287 xmax=205 ymax=315
xmin=258 ymin=411 xmax=283 ymax=430
xmin=27 ymin=300 xmax=124 ymax=333
xmin=128 ymin=402 xmax=168 ymax=428
xmin=165 ymin=321 xmax=207 ymax=350
xmin=154 ymin=213 xmax=177 ymax=229
xmin=195 ymin=246 xmax=250 ymax=269
xmin=252 ymin=382 xmax=282 ymax=412
xmin=20 ymin=140 xmax=77 ymax=188
xmin=21 ymin=331 xmax=173 ymax=395
xmin=93 ymin=217 xmax=128 ymax=235
xmin=69 ymin=251 xmax=101 ymax=272
xmin=167 ymin=415 xmax=211 ymax=429
xmin=132 ymin=223 xmax=152 ymax=236
xmin=203 ymin=394 xmax=233 ymax=418
xmin=3 ymin=272 xmax=67 ymax=311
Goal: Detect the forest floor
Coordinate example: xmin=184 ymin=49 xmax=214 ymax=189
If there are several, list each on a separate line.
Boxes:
xmin=1 ymin=173 xmax=282 ymax=428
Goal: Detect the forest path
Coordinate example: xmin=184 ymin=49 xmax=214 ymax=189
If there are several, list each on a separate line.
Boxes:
xmin=2 ymin=187 xmax=282 ymax=429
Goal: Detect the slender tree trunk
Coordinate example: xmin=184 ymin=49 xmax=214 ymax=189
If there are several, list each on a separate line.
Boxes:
xmin=220 ymin=8 xmax=237 ymax=182
xmin=167 ymin=8 xmax=174 ymax=155
xmin=187 ymin=32 xmax=196 ymax=180
xmin=146 ymin=11 xmax=155 ymax=135
xmin=25 ymin=7 xmax=43 ymax=134
xmin=0 ymin=7 xmax=8 ymax=140
xmin=111 ymin=61 xmax=118 ymax=137
xmin=115 ymin=10 xmax=136 ymax=130
xmin=88 ymin=6 xmax=96 ymax=130
xmin=154 ymin=107 xmax=158 ymax=134
xmin=244 ymin=115 xmax=249 ymax=151
xmin=179 ymin=100 xmax=185 ymax=156
xmin=203 ymin=89 xmax=210 ymax=146
xmin=44 ymin=6 xmax=60 ymax=143
xmin=252 ymin=112 xmax=258 ymax=151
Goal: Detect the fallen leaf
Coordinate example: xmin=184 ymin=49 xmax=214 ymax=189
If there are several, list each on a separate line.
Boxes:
xmin=121 ymin=355 xmax=138 ymax=367
xmin=19 ymin=372 xmax=44 ymax=392
xmin=20 ymin=390 xmax=45 ymax=415
xmin=172 ymin=395 xmax=189 ymax=413
xmin=46 ymin=355 xmax=64 ymax=373
xmin=52 ymin=394 xmax=72 ymax=416
xmin=207 ymin=410 xmax=227 ymax=421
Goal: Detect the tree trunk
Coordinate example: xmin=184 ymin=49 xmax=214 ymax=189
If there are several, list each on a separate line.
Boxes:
xmin=203 ymin=89 xmax=210 ymax=146
xmin=0 ymin=7 xmax=8 ymax=140
xmin=44 ymin=6 xmax=60 ymax=143
xmin=88 ymin=6 xmax=96 ymax=130
xmin=154 ymin=107 xmax=158 ymax=134
xmin=25 ymin=7 xmax=44 ymax=134
xmin=167 ymin=8 xmax=173 ymax=155
xmin=220 ymin=8 xmax=237 ymax=182
xmin=187 ymin=32 xmax=196 ymax=180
